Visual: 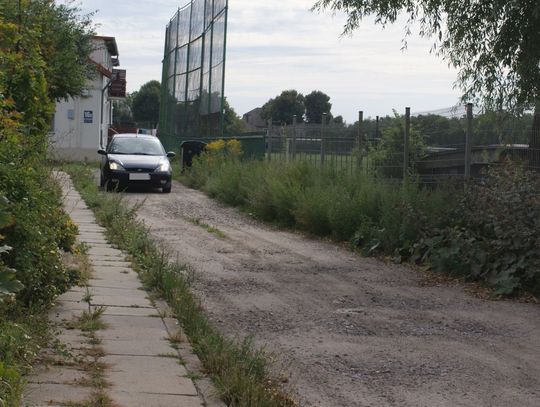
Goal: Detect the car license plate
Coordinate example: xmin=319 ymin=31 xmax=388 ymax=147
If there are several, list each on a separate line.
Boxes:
xmin=129 ymin=173 xmax=150 ymax=180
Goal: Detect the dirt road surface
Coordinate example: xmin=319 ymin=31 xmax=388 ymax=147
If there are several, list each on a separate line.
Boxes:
xmin=120 ymin=181 xmax=540 ymax=407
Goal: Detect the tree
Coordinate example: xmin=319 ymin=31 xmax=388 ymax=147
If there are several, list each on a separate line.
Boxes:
xmin=1 ymin=0 xmax=95 ymax=101
xmin=333 ymin=115 xmax=344 ymax=125
xmin=113 ymin=93 xmax=134 ymax=125
xmin=313 ymin=0 xmax=540 ymax=111
xmin=223 ymin=99 xmax=246 ymax=137
xmin=0 ymin=0 xmax=94 ymax=137
xmin=367 ymin=113 xmax=427 ymax=178
xmin=305 ymin=90 xmax=332 ymax=123
xmin=261 ymin=90 xmax=305 ymax=125
xmin=412 ymin=115 xmax=464 ymax=147
xmin=132 ymin=80 xmax=161 ymax=127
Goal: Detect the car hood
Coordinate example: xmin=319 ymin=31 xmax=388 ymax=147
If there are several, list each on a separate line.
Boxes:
xmin=108 ymin=154 xmax=166 ymax=169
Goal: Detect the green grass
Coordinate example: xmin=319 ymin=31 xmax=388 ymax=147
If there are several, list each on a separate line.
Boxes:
xmin=65 ymin=163 xmax=299 ymax=407
xmin=73 ymin=306 xmax=107 ymax=332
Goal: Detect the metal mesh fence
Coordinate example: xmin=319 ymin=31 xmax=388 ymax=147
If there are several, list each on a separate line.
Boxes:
xmin=159 ymin=0 xmax=228 ymax=151
xmin=266 ymin=109 xmax=540 ymax=183
xmin=266 ymin=119 xmax=359 ymax=174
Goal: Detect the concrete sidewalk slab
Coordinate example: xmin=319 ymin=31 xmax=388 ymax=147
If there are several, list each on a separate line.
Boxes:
xmin=24 ymin=172 xmax=216 ymax=407
xmin=91 ymin=260 xmax=132 ymax=268
xmin=109 ymin=391 xmax=204 ymax=407
xmin=24 ymin=383 xmax=92 ymax=406
xmin=28 ymin=366 xmax=87 ymax=386
xmin=90 ymin=294 xmax=153 ymax=308
xmin=101 ymin=338 xmax=173 ymax=356
xmin=89 ymin=279 xmax=143 ymax=291
xmin=86 ymin=279 xmax=144 ymax=295
xmin=103 ymin=354 xmax=197 ymax=395
xmin=88 ymin=247 xmax=125 ymax=257
xmin=90 ymin=286 xmax=146 ymax=297
xmin=101 ymin=306 xmax=159 ymax=317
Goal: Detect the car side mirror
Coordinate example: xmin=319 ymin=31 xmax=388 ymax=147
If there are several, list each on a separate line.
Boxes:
xmin=97 ymin=149 xmax=107 ymax=155
xmin=166 ymin=151 xmax=176 ymax=158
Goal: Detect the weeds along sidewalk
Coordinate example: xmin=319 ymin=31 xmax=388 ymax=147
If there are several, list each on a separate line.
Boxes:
xmin=23 ymin=171 xmax=212 ymax=407
xmin=62 ymin=165 xmax=299 ymax=407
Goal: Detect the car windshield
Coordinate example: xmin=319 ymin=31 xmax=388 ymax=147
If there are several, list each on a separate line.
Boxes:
xmin=108 ymin=137 xmax=165 ymax=156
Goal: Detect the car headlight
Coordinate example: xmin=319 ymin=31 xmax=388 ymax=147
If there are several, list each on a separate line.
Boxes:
xmin=109 ymin=161 xmax=124 ymax=171
xmin=157 ymin=161 xmax=171 ymax=172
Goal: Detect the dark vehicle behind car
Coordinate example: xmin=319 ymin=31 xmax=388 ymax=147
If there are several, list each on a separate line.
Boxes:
xmin=98 ymin=134 xmax=175 ymax=193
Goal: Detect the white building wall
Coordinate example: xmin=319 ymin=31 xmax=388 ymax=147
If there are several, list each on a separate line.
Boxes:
xmin=50 ymin=38 xmax=116 ymax=161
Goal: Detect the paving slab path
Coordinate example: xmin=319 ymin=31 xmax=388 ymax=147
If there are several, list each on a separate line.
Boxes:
xmin=23 ymin=173 xmax=218 ymax=407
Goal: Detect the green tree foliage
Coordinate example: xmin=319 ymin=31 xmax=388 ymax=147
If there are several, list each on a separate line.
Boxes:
xmin=113 ymin=93 xmax=135 ymax=125
xmin=366 ymin=113 xmax=427 ymax=178
xmin=223 ymin=99 xmax=246 ymax=137
xmin=313 ymin=0 xmax=540 ymax=111
xmin=412 ymin=115 xmax=464 ymax=147
xmin=1 ymin=0 xmax=95 ymax=101
xmin=0 ymin=17 xmax=52 ymax=139
xmin=261 ymin=90 xmax=305 ymax=125
xmin=344 ymin=112 xmax=532 ymax=149
xmin=333 ymin=115 xmax=344 ymax=125
xmin=132 ymin=80 xmax=161 ymax=127
xmin=305 ymin=90 xmax=332 ymax=123
xmin=472 ymin=112 xmax=533 ymax=146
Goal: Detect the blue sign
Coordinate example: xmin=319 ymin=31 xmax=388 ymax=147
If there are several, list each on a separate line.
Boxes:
xmin=84 ymin=110 xmax=93 ymax=124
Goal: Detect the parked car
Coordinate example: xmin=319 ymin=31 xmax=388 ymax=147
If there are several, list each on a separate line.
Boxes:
xmin=98 ymin=134 xmax=175 ymax=193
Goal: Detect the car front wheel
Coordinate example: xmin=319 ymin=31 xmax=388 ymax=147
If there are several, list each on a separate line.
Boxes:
xmin=162 ymin=183 xmax=171 ymax=193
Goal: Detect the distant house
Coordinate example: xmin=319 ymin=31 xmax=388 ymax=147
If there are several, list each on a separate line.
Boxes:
xmin=242 ymin=107 xmax=266 ymax=131
xmin=51 ymin=36 xmax=126 ymax=161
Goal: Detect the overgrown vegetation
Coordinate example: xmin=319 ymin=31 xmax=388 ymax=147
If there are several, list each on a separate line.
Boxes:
xmin=0 ymin=0 xmax=94 ymax=403
xmin=65 ymin=164 xmax=299 ymax=407
xmin=181 ymin=142 xmax=540 ymax=298
xmin=0 ymin=316 xmax=53 ymax=407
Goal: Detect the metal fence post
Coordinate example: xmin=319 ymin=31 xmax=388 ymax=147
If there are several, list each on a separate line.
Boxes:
xmin=320 ymin=113 xmax=327 ymax=168
xmin=357 ymin=110 xmax=363 ymax=170
xmin=266 ymin=119 xmax=273 ymax=161
xmin=465 ymin=103 xmax=473 ymax=180
xmin=530 ymin=110 xmax=540 ymax=170
xmin=404 ymin=107 xmax=410 ymax=180
xmin=292 ymin=115 xmax=297 ymax=160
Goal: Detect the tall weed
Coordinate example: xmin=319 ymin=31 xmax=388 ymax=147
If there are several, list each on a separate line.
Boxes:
xmin=180 ymin=153 xmax=540 ymax=296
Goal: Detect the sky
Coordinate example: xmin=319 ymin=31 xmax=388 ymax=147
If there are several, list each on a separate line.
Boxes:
xmin=77 ymin=0 xmax=462 ymax=123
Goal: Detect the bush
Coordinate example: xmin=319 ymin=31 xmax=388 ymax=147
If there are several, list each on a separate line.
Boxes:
xmin=423 ymin=163 xmax=540 ymax=296
xmin=0 ymin=159 xmax=79 ymax=306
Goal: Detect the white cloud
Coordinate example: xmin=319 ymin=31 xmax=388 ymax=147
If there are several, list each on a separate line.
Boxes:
xmin=78 ymin=0 xmax=461 ymax=122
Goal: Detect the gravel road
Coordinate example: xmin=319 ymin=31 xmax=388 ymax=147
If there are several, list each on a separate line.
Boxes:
xmin=120 ymin=181 xmax=540 ymax=407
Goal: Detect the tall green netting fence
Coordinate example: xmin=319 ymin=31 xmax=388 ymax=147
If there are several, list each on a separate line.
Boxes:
xmin=159 ymin=0 xmax=228 ymax=151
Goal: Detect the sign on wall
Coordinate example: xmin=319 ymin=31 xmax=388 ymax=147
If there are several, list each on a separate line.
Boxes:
xmin=84 ymin=110 xmax=93 ymax=124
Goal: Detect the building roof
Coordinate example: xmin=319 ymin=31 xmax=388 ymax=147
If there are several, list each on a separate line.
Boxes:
xmin=242 ymin=107 xmax=266 ymax=130
xmin=93 ymin=36 xmax=119 ymax=57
